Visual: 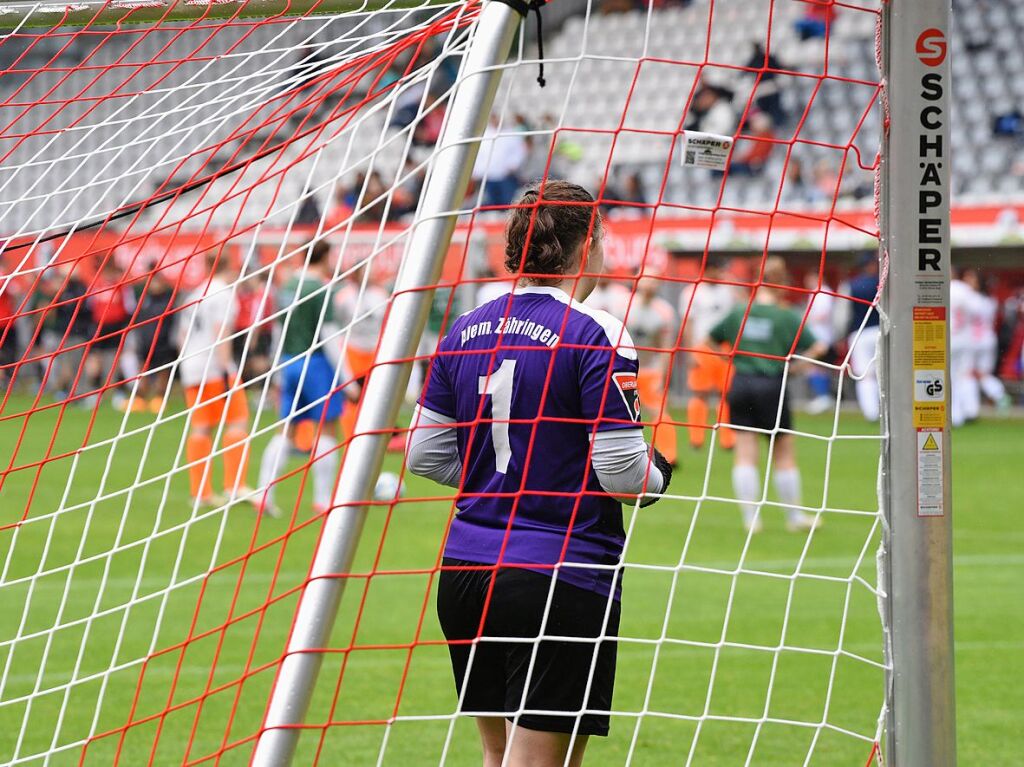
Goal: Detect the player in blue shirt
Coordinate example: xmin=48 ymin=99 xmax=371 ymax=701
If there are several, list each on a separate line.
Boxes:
xmin=407 ymin=181 xmax=673 ymax=766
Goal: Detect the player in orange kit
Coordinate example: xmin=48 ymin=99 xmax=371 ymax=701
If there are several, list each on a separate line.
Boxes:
xmin=175 ymin=252 xmax=254 ymax=507
xmin=679 ymin=257 xmax=738 ymax=450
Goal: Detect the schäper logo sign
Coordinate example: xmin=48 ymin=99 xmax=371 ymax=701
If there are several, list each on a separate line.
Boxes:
xmin=916 ymin=28 xmax=947 ymax=67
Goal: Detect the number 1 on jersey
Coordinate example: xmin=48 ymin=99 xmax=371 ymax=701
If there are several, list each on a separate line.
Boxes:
xmin=478 ymin=358 xmax=516 ymax=474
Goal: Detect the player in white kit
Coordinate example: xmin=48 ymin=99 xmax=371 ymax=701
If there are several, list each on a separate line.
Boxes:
xmin=586 ymin=278 xmax=630 ymax=317
xmin=176 ymin=253 xmax=253 ymax=507
xmin=333 ymin=267 xmax=388 ymax=439
xmin=679 ymin=257 xmax=738 ymax=449
xmin=963 ymin=269 xmax=1007 ymax=416
xmin=623 ymin=277 xmax=678 ymax=465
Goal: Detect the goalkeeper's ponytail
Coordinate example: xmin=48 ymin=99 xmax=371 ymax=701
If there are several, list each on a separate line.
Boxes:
xmin=504 ymin=180 xmax=602 ymax=282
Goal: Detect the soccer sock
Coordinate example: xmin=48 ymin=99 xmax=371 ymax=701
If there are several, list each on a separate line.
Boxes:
xmin=311 ymin=435 xmax=339 ymax=510
xmin=653 ymin=412 xmax=678 ymax=465
xmin=186 ymin=433 xmax=213 ymax=500
xmin=222 ymin=427 xmax=250 ymax=495
xmin=258 ymin=434 xmax=292 ymax=510
xmin=962 ymin=375 xmax=981 ymax=420
xmin=732 ymin=464 xmax=761 ymax=527
xmin=773 ymin=468 xmax=803 ymax=522
xmin=855 ymin=376 xmax=880 ymax=422
xmin=687 ymin=397 xmax=708 ymax=447
xmin=980 ymin=374 xmax=1006 ymax=402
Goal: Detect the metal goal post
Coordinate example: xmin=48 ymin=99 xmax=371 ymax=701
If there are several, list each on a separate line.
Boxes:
xmin=879 ymin=0 xmax=956 ymax=765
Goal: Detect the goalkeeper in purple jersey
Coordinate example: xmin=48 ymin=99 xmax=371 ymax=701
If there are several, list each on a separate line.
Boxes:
xmin=407 ymin=181 xmax=673 ymax=766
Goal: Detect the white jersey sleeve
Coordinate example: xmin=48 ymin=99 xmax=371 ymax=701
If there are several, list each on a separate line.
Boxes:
xmin=680 ymin=282 xmax=738 ymax=344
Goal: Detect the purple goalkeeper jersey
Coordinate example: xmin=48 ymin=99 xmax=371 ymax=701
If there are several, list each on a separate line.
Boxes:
xmin=419 ymin=286 xmax=643 ymax=598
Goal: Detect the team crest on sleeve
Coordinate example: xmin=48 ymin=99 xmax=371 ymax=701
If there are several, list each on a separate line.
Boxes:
xmin=612 ymin=372 xmax=642 ymax=422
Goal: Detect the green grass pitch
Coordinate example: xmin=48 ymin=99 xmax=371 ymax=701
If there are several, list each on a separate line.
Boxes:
xmin=0 ymin=393 xmax=1019 ymax=766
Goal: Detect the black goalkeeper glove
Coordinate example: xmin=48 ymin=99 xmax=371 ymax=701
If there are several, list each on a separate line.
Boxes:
xmin=639 ymin=447 xmax=674 ymax=507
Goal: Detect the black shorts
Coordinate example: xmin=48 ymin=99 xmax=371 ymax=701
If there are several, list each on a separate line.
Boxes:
xmin=92 ymin=320 xmax=130 ymax=352
xmin=233 ymin=331 xmax=272 ymax=362
xmin=137 ymin=331 xmax=177 ymax=372
xmin=727 ymin=373 xmax=792 ymax=432
xmin=436 ymin=559 xmax=620 ymax=736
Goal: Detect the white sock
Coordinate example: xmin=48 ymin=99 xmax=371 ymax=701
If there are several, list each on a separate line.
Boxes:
xmin=258 ymin=434 xmax=292 ymax=510
xmin=855 ymin=376 xmax=880 ymax=422
xmin=773 ymin=468 xmax=803 ymax=522
xmin=980 ymin=374 xmax=1006 ymax=402
xmin=311 ymin=435 xmax=339 ymax=510
xmin=732 ymin=464 xmax=761 ymax=527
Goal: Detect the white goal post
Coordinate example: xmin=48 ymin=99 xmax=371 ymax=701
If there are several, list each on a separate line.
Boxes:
xmin=878 ymin=0 xmax=955 ymax=765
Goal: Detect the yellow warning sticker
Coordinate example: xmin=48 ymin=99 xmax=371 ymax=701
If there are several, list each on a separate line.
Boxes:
xmin=912 ymin=306 xmax=947 ymax=367
xmin=917 ymin=428 xmax=944 ymax=516
xmin=913 ymin=307 xmax=947 ymax=427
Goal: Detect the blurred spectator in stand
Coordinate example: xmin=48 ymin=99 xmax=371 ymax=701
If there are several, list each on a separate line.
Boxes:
xmin=472 ymin=115 xmax=527 ymax=208
xmin=295 ymin=191 xmax=322 ymax=225
xmin=599 ymin=0 xmax=640 ymax=13
xmin=83 ymin=258 xmax=138 ymax=409
xmin=745 ymin=42 xmax=789 ymax=127
xmin=326 ymin=186 xmax=354 ymax=230
xmin=684 ymin=79 xmax=735 ymax=136
xmin=600 ymin=170 xmax=649 ymax=217
xmin=794 ymin=2 xmax=835 ymax=41
xmin=802 ymin=272 xmax=836 ymax=414
xmin=233 ymin=272 xmax=275 ymax=384
xmin=290 ymin=44 xmax=331 ymax=94
xmin=33 ymin=269 xmax=69 ymax=397
xmin=343 ymin=171 xmax=389 ymax=224
xmin=519 ymin=115 xmax=572 ymax=183
xmin=782 ymin=157 xmax=821 ymax=204
xmin=993 ymin=108 xmax=1022 ymax=138
xmin=838 ymin=171 xmax=874 ymax=203
xmin=812 ymin=159 xmax=840 ymax=202
xmin=49 ymin=265 xmax=92 ymax=399
xmin=0 ymin=281 xmax=19 ymax=391
xmin=730 ymin=112 xmax=776 ymax=176
xmin=519 ymin=131 xmax=556 ymax=183
xmin=133 ymin=271 xmax=178 ymax=413
xmin=412 ymin=91 xmax=446 ymax=149
xmin=620 ymin=171 xmax=648 ymax=205
xmin=391 ymin=157 xmax=426 ymax=220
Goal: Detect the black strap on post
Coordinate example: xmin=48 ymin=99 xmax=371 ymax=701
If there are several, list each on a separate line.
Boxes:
xmin=493 ymin=0 xmax=547 ymax=87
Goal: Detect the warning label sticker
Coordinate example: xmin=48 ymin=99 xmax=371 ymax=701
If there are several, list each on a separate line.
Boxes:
xmin=913 ymin=307 xmax=947 ymax=427
xmin=680 ymin=131 xmax=733 ymax=171
xmin=917 ymin=428 xmax=944 ymax=516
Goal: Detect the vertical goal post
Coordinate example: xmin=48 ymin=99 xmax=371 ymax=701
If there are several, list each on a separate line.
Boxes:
xmin=879 ymin=0 xmax=956 ymax=765
xmin=251 ymin=1 xmax=521 ymax=763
